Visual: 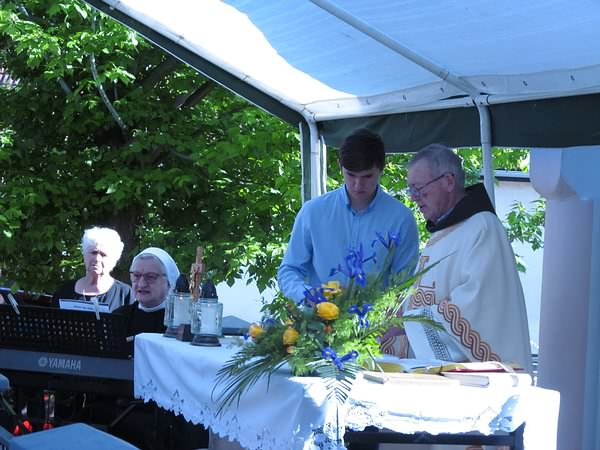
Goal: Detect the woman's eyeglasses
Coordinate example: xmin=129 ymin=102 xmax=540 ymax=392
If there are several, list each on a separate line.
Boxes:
xmin=129 ymin=272 xmax=166 ymax=283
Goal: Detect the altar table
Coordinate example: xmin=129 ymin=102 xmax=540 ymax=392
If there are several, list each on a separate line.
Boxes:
xmin=133 ymin=333 xmax=559 ymax=450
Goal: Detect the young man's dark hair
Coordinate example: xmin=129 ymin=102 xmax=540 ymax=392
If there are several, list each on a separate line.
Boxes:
xmin=338 ymin=128 xmax=386 ymax=171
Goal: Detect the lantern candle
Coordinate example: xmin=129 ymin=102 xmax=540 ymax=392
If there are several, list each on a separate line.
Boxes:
xmin=173 ymin=294 xmax=191 ymax=326
xmin=200 ymin=299 xmax=222 ymax=335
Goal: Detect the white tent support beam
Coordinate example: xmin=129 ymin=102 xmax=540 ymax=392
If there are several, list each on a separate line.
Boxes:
xmin=299 ymin=118 xmax=327 ymax=202
xmin=298 ymin=121 xmax=310 ymax=203
xmin=310 ymin=0 xmax=495 ymax=203
xmin=478 ymin=105 xmax=495 ymax=206
xmin=313 ymin=88 xmax=600 ymax=122
xmin=308 ymin=119 xmax=324 ymax=199
xmin=319 ymin=135 xmax=328 ymax=197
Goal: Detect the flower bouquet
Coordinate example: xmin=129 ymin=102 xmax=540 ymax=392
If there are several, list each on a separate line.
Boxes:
xmin=214 ymin=231 xmax=441 ymax=416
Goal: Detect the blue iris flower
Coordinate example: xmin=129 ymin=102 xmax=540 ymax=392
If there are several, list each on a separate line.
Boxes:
xmin=262 ymin=317 xmax=276 ymax=328
xmin=301 ymin=287 xmax=327 ymax=306
xmin=329 ymin=244 xmax=375 ymax=287
xmin=321 ymin=347 xmax=359 ymax=370
xmin=348 ymin=303 xmax=374 ymax=328
xmin=371 ymin=231 xmax=401 ymax=250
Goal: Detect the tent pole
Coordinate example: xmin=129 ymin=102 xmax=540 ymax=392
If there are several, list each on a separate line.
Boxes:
xmin=308 ymin=120 xmax=325 ymax=198
xmin=319 ymin=135 xmax=328 ymax=196
xmin=299 ymin=119 xmax=325 ymax=202
xmin=477 ymin=105 xmax=495 ymax=206
xmin=299 ymin=122 xmax=312 ymax=203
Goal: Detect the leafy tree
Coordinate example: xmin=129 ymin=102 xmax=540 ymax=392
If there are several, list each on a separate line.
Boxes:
xmin=0 ymin=0 xmax=301 ymax=293
xmin=0 ymin=0 xmax=543 ymax=297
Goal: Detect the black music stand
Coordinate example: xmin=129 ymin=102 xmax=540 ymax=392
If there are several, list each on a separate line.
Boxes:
xmin=0 ymin=305 xmax=134 ymax=430
xmin=0 ymin=304 xmax=131 ymax=358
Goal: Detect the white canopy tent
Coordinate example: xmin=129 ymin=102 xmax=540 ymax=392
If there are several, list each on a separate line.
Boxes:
xmin=84 ymin=1 xmax=600 ymax=449
xmin=86 ymin=0 xmax=600 ymax=200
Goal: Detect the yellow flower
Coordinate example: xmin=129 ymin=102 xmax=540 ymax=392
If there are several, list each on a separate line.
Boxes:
xmin=316 ymin=302 xmax=339 ymax=320
xmin=322 ymin=280 xmax=342 ymax=299
xmin=283 ymin=327 xmax=300 ymax=346
xmin=248 ymin=323 xmax=264 ymax=339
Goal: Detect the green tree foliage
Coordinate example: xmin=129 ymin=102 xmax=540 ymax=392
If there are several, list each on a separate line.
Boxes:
xmin=0 ymin=0 xmax=301 ymax=292
xmin=0 ymin=0 xmax=544 ymax=295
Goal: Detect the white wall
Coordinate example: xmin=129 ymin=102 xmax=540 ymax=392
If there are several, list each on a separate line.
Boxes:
xmin=216 ymin=272 xmax=275 ymax=324
xmin=494 ymin=179 xmax=543 ymax=353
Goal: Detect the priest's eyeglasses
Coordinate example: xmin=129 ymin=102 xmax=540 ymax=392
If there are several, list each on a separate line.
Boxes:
xmin=130 ymin=272 xmax=166 ymax=283
xmin=404 ymin=173 xmax=450 ymax=198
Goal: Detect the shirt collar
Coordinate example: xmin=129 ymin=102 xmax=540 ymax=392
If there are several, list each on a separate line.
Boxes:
xmin=138 ymin=299 xmax=166 ymax=312
xmin=341 ymin=184 xmax=382 ymax=212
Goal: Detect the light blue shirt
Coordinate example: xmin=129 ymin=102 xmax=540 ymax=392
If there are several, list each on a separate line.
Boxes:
xmin=277 ymin=185 xmax=419 ymax=303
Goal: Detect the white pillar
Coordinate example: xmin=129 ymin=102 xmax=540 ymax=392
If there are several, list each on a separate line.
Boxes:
xmin=530 ymin=147 xmax=600 ymax=450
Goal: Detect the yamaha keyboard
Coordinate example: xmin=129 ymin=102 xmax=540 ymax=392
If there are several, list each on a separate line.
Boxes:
xmin=0 ymin=304 xmax=133 ymax=394
xmin=0 ymin=348 xmax=132 ymax=381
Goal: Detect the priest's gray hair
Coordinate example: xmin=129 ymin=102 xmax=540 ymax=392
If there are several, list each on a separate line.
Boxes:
xmin=408 ymin=143 xmax=465 ymax=188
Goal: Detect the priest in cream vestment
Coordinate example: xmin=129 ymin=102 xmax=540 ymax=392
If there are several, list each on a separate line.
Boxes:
xmin=381 ymin=144 xmax=532 ymax=375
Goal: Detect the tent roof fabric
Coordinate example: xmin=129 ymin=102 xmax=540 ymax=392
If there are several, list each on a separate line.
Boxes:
xmin=87 ymin=0 xmax=600 ymax=150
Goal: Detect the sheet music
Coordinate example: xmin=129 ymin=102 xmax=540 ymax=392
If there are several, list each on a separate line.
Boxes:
xmin=59 ymin=298 xmax=110 ymax=313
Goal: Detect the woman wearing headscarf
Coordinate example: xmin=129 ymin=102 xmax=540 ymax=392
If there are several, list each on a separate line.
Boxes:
xmin=113 ymin=247 xmax=179 ymax=336
xmin=52 ymin=226 xmax=131 ymax=311
xmin=112 ymin=248 xmax=209 ymax=450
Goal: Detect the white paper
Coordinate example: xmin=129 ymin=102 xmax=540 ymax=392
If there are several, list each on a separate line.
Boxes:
xmin=59 ymin=298 xmax=110 ymax=313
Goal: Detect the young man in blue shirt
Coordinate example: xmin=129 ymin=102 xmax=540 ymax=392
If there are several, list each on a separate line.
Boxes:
xmin=277 ymin=128 xmax=419 ymax=303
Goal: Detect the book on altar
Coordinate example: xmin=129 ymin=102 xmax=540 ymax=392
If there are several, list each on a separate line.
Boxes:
xmin=440 ymin=371 xmax=532 ymax=388
xmin=374 ymin=355 xmax=524 ymax=374
xmin=362 ymin=371 xmax=460 ymax=386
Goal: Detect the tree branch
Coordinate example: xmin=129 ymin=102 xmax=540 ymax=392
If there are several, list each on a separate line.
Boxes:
xmin=176 ymin=80 xmax=215 ymax=109
xmin=141 ymin=56 xmax=181 ymax=90
xmin=89 ymin=15 xmax=128 ymax=134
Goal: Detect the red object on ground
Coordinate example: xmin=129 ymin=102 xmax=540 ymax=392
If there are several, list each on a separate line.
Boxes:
xmin=13 ymin=419 xmax=33 ymax=435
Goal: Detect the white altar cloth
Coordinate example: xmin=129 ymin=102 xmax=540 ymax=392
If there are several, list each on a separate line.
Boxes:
xmin=134 ymin=333 xmax=559 ymax=450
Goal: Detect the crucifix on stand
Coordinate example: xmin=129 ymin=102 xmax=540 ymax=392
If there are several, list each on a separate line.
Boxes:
xmin=189 ymin=246 xmax=204 ymax=302
xmin=175 ymin=247 xmax=204 ymax=341
xmin=189 ymin=246 xmax=223 ymax=347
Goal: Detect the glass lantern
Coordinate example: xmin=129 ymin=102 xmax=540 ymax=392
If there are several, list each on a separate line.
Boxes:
xmin=191 ymin=280 xmax=223 ymax=346
xmin=164 ymin=274 xmax=193 ymax=338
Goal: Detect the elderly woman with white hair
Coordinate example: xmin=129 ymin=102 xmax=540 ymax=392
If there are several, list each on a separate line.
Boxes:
xmin=52 ymin=226 xmax=131 ymax=311
xmin=113 ymin=247 xmax=180 ymax=336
